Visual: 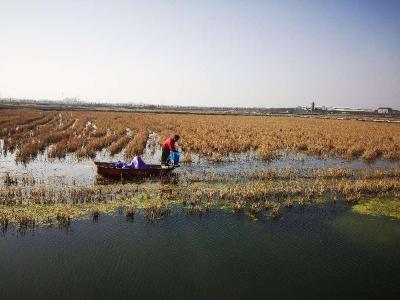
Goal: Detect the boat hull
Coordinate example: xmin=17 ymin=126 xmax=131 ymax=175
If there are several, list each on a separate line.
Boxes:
xmin=95 ymin=162 xmax=174 ymax=179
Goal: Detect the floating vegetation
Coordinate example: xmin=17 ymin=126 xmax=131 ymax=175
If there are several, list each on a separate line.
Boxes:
xmin=0 ymin=201 xmax=130 ymax=230
xmin=0 ymin=166 xmax=399 ymax=229
xmin=352 ymin=198 xmax=400 ymax=219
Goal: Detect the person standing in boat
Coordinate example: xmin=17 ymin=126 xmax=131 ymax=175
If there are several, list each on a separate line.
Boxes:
xmin=161 ymin=134 xmax=180 ymax=167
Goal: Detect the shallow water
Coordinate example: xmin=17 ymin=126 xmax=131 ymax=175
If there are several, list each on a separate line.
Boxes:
xmin=1 ymin=143 xmax=399 ymax=186
xmin=182 ymin=150 xmax=400 ymax=177
xmin=1 ymin=204 xmax=399 ymax=299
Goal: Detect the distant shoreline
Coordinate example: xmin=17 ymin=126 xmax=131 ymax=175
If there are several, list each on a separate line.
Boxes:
xmin=1 ymin=99 xmax=399 ymax=122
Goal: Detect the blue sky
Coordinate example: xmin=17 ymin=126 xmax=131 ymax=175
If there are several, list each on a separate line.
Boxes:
xmin=1 ymin=0 xmax=399 ymax=108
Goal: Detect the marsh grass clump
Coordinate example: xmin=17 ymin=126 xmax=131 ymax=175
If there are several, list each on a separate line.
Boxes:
xmin=344 ymin=192 xmax=362 ymax=204
xmin=109 ymin=135 xmax=131 ymax=155
xmin=126 ymin=205 xmax=135 ymax=218
xmin=264 ymin=199 xmax=273 ymax=210
xmin=56 ymin=212 xmax=71 ymax=226
xmin=2 ymin=174 xmax=36 ymax=187
xmin=180 ymin=151 xmax=192 ymax=164
xmin=142 ymin=200 xmax=170 ymax=222
xmin=3 ymin=173 xmax=18 ymax=186
xmin=91 ymin=209 xmax=100 ymax=221
xmin=233 ymin=199 xmax=246 ymax=212
xmin=272 ymin=204 xmax=281 ymax=218
xmin=285 ymin=199 xmax=293 ymax=208
xmin=250 ymin=201 xmax=262 ymax=215
xmin=362 ymin=148 xmax=382 ymax=162
xmin=15 ymin=213 xmax=36 ymax=231
xmin=209 ymin=153 xmax=223 ymax=163
xmin=204 ymin=200 xmax=213 ymax=212
xmin=346 ymin=146 xmax=365 ymax=159
xmin=258 ymin=146 xmax=278 ymax=161
xmin=124 ymin=130 xmax=149 ymax=160
xmin=297 ymin=197 xmax=305 ymax=207
xmin=76 ymin=133 xmax=120 ymax=159
xmin=186 ymin=203 xmax=206 ymax=215
xmin=0 ymin=213 xmax=8 ymax=232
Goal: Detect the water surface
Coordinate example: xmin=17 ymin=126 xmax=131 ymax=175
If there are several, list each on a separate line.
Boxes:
xmin=1 ymin=145 xmax=399 ymax=186
xmin=1 ymin=204 xmax=399 ymax=299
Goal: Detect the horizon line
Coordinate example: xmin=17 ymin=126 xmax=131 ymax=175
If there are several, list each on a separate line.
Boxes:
xmin=1 ymin=97 xmax=398 ymax=111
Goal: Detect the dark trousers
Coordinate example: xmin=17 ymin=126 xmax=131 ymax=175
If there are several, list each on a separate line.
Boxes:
xmin=161 ymin=148 xmax=170 ymax=164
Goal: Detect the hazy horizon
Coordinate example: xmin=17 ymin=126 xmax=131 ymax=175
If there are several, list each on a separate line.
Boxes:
xmin=0 ymin=96 xmax=396 ymax=110
xmin=1 ymin=0 xmax=399 ymax=109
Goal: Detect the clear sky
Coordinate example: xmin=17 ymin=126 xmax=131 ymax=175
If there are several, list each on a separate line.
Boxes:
xmin=1 ymin=0 xmax=399 ymax=108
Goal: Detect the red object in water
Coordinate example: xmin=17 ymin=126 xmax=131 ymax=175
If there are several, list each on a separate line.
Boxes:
xmin=95 ymin=162 xmax=174 ymax=179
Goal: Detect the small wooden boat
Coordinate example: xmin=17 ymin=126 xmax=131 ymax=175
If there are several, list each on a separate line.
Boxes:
xmin=94 ymin=162 xmax=175 ymax=179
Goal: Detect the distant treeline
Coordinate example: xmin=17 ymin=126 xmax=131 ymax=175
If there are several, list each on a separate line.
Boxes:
xmin=0 ymin=98 xmax=301 ymax=115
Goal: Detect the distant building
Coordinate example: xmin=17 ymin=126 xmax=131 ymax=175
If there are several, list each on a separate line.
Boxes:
xmin=326 ymin=107 xmax=374 ymax=114
xmin=63 ymin=97 xmax=80 ymax=104
xmin=311 ymin=101 xmax=315 ymax=112
xmin=377 ymin=107 xmax=392 ymax=114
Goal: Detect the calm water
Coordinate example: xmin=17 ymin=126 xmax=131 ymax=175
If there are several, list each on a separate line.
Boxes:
xmin=1 ymin=204 xmax=400 ymax=299
xmin=1 ymin=145 xmax=399 ymax=186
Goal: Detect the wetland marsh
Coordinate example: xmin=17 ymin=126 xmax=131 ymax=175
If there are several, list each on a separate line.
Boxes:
xmin=1 ymin=108 xmax=400 ymax=298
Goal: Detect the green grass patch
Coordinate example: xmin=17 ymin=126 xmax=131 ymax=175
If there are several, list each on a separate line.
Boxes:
xmin=352 ymin=198 xmax=400 ymax=219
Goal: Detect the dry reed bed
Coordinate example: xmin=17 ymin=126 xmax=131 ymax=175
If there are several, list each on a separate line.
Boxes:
xmin=0 ymin=109 xmax=47 ymax=137
xmin=2 ymin=113 xmax=57 ymax=154
xmin=124 ymin=130 xmax=149 ymax=159
xmin=2 ymin=112 xmax=79 ymax=159
xmin=108 ymin=134 xmax=131 ymax=155
xmin=15 ymin=113 xmax=76 ymax=162
xmin=1 ymin=109 xmax=400 ymax=163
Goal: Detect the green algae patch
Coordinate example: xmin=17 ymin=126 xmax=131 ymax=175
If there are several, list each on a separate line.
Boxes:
xmin=0 ymin=196 xmax=186 ymax=228
xmin=352 ymin=198 xmax=400 ymax=219
xmin=0 ymin=199 xmax=137 ymax=228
